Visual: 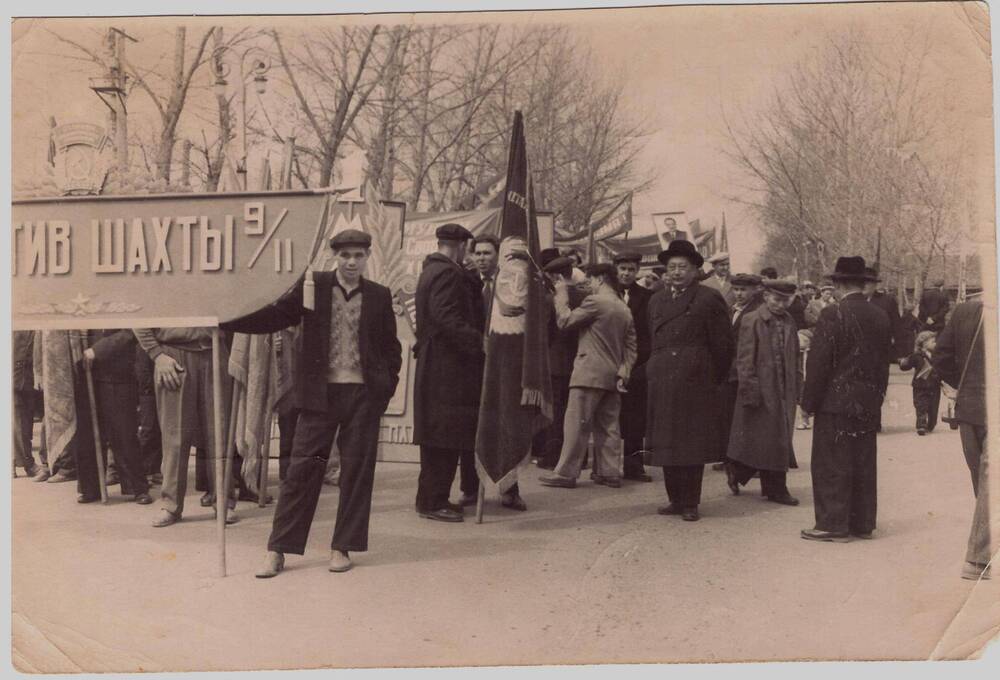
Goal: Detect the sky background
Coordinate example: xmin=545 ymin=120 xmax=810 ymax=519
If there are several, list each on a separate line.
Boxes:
xmin=10 ymin=2 xmax=994 ymax=272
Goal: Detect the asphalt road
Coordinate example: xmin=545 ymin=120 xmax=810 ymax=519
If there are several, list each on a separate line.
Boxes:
xmin=10 ymin=368 xmax=998 ymax=671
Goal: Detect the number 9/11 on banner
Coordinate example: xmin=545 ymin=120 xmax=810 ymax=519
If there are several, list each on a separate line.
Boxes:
xmin=11 ymin=190 xmax=332 ymax=331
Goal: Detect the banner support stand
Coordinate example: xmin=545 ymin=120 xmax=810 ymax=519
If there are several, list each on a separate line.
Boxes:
xmin=212 ymin=328 xmax=228 ymax=577
xmin=475 ymin=481 xmax=485 ymax=524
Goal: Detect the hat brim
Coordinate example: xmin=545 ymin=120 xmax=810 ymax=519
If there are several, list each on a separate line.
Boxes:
xmin=657 ymin=250 xmax=705 ymax=268
xmin=829 ymin=273 xmax=868 ymax=283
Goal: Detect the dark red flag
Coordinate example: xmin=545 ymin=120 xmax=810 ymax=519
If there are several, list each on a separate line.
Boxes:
xmin=475 ymin=111 xmax=552 ymax=486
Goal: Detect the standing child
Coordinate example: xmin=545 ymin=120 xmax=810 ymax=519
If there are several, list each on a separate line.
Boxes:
xmin=899 ymin=331 xmax=942 ymax=435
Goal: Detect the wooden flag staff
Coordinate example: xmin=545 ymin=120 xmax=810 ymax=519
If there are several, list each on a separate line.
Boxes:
xmin=81 ymin=333 xmax=109 ymax=504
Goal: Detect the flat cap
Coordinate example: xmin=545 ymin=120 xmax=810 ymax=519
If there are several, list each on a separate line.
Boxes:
xmin=762 ymin=278 xmax=798 ymax=297
xmin=435 ymin=223 xmax=474 ymax=242
xmin=731 ymin=273 xmax=761 ymax=287
xmin=329 ymin=228 xmax=372 ymax=249
xmin=540 ymin=247 xmax=562 ymax=268
xmin=613 ymin=251 xmax=642 ymax=265
xmin=543 ymin=256 xmax=574 ymax=275
xmin=707 ymin=251 xmax=730 ymax=264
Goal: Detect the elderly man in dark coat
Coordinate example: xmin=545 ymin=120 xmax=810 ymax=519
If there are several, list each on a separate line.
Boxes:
xmin=932 ymin=296 xmax=991 ymax=580
xmin=412 ymin=223 xmax=485 ymax=522
xmin=717 ymin=273 xmax=762 ymax=475
xmin=645 ymin=240 xmax=734 ymax=522
xmin=725 ymin=279 xmax=801 ymax=505
xmin=801 ymin=257 xmax=890 ymax=542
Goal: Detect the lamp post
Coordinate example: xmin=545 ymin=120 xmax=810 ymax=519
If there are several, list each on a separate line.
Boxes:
xmin=212 ymin=46 xmax=271 ymax=190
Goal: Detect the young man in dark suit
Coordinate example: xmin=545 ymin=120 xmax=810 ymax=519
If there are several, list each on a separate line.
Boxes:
xmin=800 ymin=257 xmax=890 ymax=542
xmin=614 ymin=252 xmax=653 ymax=482
xmin=223 ymin=228 xmax=402 ymax=576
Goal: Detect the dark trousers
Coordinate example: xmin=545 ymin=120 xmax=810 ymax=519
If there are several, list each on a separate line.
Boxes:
xmin=417 ymin=446 xmax=464 ymax=512
xmin=94 ymin=380 xmax=148 ymax=496
xmin=74 ymin=375 xmax=147 ymax=498
xmin=810 ymin=412 xmax=877 ymax=534
xmin=278 ymin=408 xmax=301 ymax=482
xmin=533 ymin=374 xmax=571 ymax=468
xmin=459 ymin=447 xmax=479 ymax=496
xmin=621 ymin=375 xmax=647 ymax=478
xmin=662 ymin=465 xmax=705 ymax=508
xmin=13 ymin=388 xmax=37 ymax=471
xmin=913 ymin=385 xmax=941 ymax=432
xmin=729 ymin=460 xmax=789 ymax=497
xmin=959 ymin=423 xmax=990 ymax=565
xmin=135 ymin=350 xmax=163 ymax=477
xmin=268 ymin=384 xmax=380 ymax=554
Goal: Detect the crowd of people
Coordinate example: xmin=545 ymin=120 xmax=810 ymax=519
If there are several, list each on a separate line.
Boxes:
xmin=11 ymin=226 xmax=990 ymax=582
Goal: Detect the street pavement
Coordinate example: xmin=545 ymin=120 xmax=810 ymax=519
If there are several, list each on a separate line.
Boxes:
xmin=10 ymin=368 xmax=998 ymax=671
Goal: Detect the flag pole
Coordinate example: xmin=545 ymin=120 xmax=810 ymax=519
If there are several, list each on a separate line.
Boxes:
xmin=81 ymin=333 xmax=109 ymax=504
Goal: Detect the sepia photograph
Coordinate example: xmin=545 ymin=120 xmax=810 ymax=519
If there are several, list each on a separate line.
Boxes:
xmin=6 ymin=0 xmax=1000 ymax=672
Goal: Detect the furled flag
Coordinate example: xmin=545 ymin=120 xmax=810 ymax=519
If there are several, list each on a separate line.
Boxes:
xmin=475 ymin=111 xmax=552 ymax=489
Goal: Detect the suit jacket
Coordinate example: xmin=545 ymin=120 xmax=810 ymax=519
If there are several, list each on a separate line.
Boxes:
xmin=802 ymin=292 xmax=890 ymax=422
xmin=622 ymin=282 xmax=652 ymax=373
xmin=702 ymin=274 xmax=735 ymax=308
xmin=88 ymin=330 xmax=139 ymax=384
xmin=221 ymin=271 xmax=402 ymax=413
xmin=548 ymin=285 xmax=586 ymax=378
xmin=932 ymin=300 xmax=985 ymax=427
xmin=555 ymin=288 xmax=636 ymax=391
xmin=919 ymin=288 xmax=950 ymax=330
xmin=727 ymin=292 xmax=763 ymax=382
xmin=411 ymin=252 xmax=485 ymax=449
xmin=13 ymin=331 xmax=34 ymax=392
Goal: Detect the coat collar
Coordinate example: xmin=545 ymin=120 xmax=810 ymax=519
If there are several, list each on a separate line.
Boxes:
xmin=652 ymin=281 xmax=699 ymax=328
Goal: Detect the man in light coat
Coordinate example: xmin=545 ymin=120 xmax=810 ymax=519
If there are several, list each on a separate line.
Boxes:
xmin=539 ymin=263 xmax=637 ymax=489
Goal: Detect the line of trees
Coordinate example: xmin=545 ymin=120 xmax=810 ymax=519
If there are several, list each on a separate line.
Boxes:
xmin=723 ymin=27 xmax=977 ymax=294
xmin=27 ymin=21 xmax=652 ymax=237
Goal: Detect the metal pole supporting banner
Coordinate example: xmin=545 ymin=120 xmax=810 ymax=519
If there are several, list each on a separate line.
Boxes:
xmin=258 ymin=412 xmax=273 ymax=508
xmin=211 ymin=329 xmax=227 ymax=577
xmin=475 ymin=481 xmax=486 ymax=524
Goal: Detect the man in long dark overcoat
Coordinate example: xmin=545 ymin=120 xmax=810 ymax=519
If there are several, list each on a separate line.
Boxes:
xmin=412 ymin=224 xmax=485 ymax=522
xmin=801 ymin=257 xmax=890 ymax=542
xmin=615 ymin=251 xmax=653 ymax=482
xmin=725 ymin=279 xmax=800 ymax=505
xmin=645 ymin=240 xmax=734 ymax=521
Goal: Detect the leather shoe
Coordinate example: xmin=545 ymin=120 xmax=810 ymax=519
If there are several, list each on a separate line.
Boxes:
xmin=592 ymin=475 xmax=622 ymax=488
xmin=624 ymin=472 xmax=653 ymax=482
xmin=77 ymin=493 xmax=100 ymax=504
xmin=238 ymin=488 xmax=273 ymax=504
xmin=445 ymin=502 xmax=465 ymax=514
xmin=200 ymin=492 xmax=214 ymax=507
xmin=105 ymin=471 xmax=120 ymax=486
xmin=329 ymin=550 xmax=353 ymax=573
xmin=152 ymin=510 xmax=181 ymax=528
xmin=725 ymin=465 xmax=740 ymax=496
xmin=47 ymin=470 xmax=75 ymax=483
xmin=961 ymin=562 xmax=992 ymax=581
xmin=255 ymin=551 xmax=285 ymax=579
xmin=800 ymin=528 xmax=850 ymax=543
xmin=851 ymin=531 xmax=873 ymax=540
xmin=418 ymin=507 xmax=464 ymax=522
xmin=134 ymin=492 xmax=154 ymax=505
xmin=681 ymin=507 xmax=700 ymax=522
xmin=767 ymin=494 xmax=800 ymax=506
xmin=538 ymin=474 xmax=576 ymax=489
xmin=500 ymin=492 xmax=527 ymax=511
xmin=32 ymin=468 xmax=51 ymax=482
xmin=457 ymin=493 xmax=478 ymax=507
xmin=657 ymin=503 xmax=683 ymax=516
xmin=214 ymin=508 xmax=240 ymax=525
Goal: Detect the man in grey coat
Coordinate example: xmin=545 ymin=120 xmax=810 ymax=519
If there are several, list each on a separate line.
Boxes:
xmin=539 ymin=263 xmax=637 ymax=489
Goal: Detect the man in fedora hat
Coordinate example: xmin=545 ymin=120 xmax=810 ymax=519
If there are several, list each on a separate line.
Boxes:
xmin=800 ymin=256 xmax=890 ymax=542
xmin=919 ymin=278 xmax=950 ymax=333
xmin=725 ymin=278 xmax=801 ymax=505
xmin=703 ymin=252 xmax=735 ymax=308
xmin=221 ymin=228 xmax=403 ymax=576
xmin=614 ymin=251 xmax=653 ymax=482
xmin=413 ymin=223 xmax=485 ymax=522
xmin=645 ymin=240 xmax=734 ymax=521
